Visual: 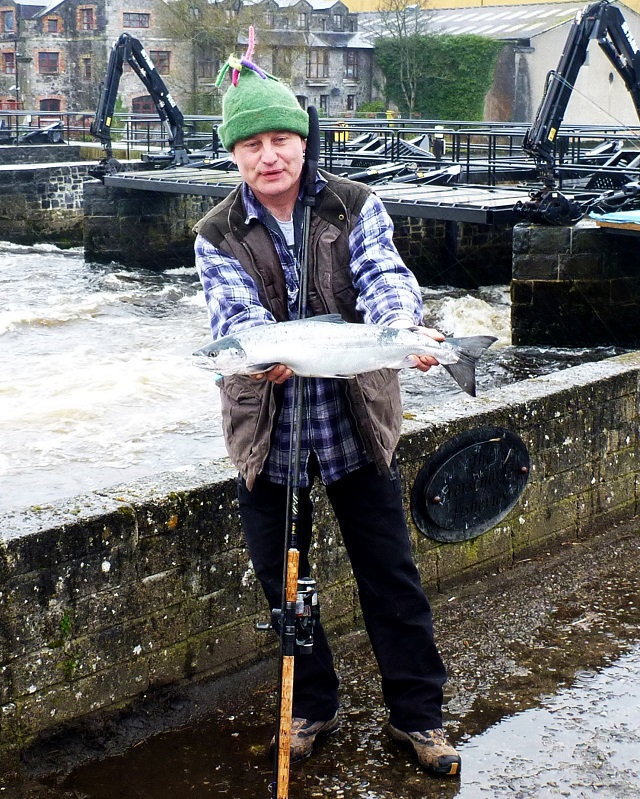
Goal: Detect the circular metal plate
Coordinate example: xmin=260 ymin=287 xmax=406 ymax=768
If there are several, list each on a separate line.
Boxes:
xmin=410 ymin=427 xmax=530 ymax=543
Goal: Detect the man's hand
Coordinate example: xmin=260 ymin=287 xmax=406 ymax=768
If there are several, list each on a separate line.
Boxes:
xmin=409 ymin=326 xmax=445 ymax=372
xmin=250 ymin=364 xmax=293 ymax=383
xmin=388 ymin=322 xmax=445 ymax=373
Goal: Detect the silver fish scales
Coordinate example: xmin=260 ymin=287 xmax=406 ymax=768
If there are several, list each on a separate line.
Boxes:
xmin=194 ymin=315 xmax=496 ymax=396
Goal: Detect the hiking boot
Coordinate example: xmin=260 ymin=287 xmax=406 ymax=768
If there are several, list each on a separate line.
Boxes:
xmin=270 ymin=712 xmax=340 ymax=763
xmin=388 ymin=724 xmax=461 ymax=777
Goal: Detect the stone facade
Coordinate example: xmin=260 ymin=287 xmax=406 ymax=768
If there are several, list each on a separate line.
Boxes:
xmin=0 ymin=0 xmax=108 ymax=113
xmin=512 ymin=218 xmax=640 ymax=348
xmin=254 ymin=0 xmax=374 ymax=116
xmin=1 ymin=0 xmax=374 ymax=118
xmin=82 ymin=180 xmax=515 ymax=284
xmin=0 ymin=159 xmax=94 ymax=243
xmin=83 ymin=179 xmax=212 ymax=267
xmin=0 ymin=160 xmax=514 ymax=278
xmin=1 ymin=351 xmax=639 ymax=775
xmin=0 ymin=142 xmax=83 ymax=163
xmin=393 ymin=216 xmax=514 ymax=288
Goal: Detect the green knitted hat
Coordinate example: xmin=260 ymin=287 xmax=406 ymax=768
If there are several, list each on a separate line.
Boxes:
xmin=216 ymin=28 xmax=309 ymax=151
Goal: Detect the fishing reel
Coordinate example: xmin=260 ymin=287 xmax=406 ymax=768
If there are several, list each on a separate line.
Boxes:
xmin=257 ymin=577 xmax=320 ymax=654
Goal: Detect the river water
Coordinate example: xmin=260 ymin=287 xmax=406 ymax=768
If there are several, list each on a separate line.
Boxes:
xmin=0 ymin=242 xmax=624 ymax=514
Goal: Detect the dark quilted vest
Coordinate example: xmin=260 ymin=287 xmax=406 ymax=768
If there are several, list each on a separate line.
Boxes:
xmin=194 ymin=169 xmax=403 ymax=489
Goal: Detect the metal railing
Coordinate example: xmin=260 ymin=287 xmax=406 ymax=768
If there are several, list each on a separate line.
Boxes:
xmin=0 ymin=110 xmax=95 ymax=144
xmin=3 ymin=109 xmax=640 ymax=187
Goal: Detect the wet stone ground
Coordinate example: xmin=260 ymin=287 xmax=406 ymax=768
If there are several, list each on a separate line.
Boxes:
xmin=3 ymin=522 xmax=640 ymax=799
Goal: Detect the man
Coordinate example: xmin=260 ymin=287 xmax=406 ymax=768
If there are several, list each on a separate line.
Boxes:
xmin=194 ymin=38 xmax=461 ymax=778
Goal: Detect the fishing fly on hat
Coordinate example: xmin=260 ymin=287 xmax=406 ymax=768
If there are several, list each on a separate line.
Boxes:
xmin=215 ymin=26 xmax=309 ymax=151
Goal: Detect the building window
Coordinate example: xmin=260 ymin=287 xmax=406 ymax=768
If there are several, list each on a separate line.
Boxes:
xmin=40 ymin=98 xmax=61 ymax=112
xmin=345 ymin=50 xmax=358 ymax=80
xmin=307 ymin=48 xmax=329 ymax=79
xmin=273 ymin=47 xmax=292 ymax=77
xmin=45 ymin=17 xmax=60 ymax=33
xmin=1 ymin=10 xmax=14 ymax=32
xmin=197 ymin=60 xmax=215 ymax=79
xmin=196 ymin=45 xmax=216 ymax=79
xmin=196 ymin=44 xmax=218 ymax=78
xmin=319 ymin=94 xmax=329 ymax=114
xmin=77 ymin=6 xmax=97 ymax=30
xmin=265 ymin=11 xmax=274 ymax=27
xmin=150 ymin=50 xmax=170 ymax=75
xmin=123 ymin=12 xmax=150 ymax=28
xmin=132 ymin=95 xmax=155 ymax=114
xmin=318 ymin=17 xmax=326 ymax=31
xmin=2 ymin=51 xmax=15 ymax=74
xmin=297 ymin=12 xmax=307 ymax=28
xmin=38 ymin=52 xmax=60 ymax=74
xmin=332 ymin=13 xmax=343 ymax=30
xmin=347 ymin=94 xmax=356 ymax=112
xmin=82 ymin=56 xmax=92 ymax=80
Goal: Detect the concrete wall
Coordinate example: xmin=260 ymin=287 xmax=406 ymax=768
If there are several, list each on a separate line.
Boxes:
xmin=2 ymin=352 xmax=639 ymax=775
xmin=83 ymin=181 xmax=514 ymax=284
xmin=512 ymin=218 xmax=640 ymax=347
xmin=83 ymin=179 xmax=213 ymax=269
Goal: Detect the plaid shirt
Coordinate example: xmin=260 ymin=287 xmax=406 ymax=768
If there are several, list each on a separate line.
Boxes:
xmin=195 ymin=178 xmax=423 ymax=486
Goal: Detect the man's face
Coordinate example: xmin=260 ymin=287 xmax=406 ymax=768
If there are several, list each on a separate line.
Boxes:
xmin=231 ymin=131 xmax=306 ymax=212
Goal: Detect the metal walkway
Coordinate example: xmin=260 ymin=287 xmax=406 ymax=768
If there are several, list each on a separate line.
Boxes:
xmin=103 ymin=166 xmax=529 ymax=224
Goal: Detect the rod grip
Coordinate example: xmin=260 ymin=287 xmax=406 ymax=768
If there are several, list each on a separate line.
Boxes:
xmin=276 ymin=655 xmax=295 ymax=798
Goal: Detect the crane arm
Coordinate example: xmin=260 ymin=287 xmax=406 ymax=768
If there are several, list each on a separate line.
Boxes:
xmin=90 ymin=33 xmax=189 ymax=174
xmin=524 ymin=0 xmax=640 ymax=168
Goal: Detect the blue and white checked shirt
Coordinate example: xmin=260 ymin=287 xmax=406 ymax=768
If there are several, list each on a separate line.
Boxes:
xmin=195 ymin=178 xmax=423 ymax=486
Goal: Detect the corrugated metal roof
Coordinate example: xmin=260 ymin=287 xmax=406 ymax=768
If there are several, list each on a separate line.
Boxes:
xmin=359 ymin=2 xmax=587 ymax=42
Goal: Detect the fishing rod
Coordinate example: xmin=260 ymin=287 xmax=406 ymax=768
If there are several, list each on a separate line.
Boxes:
xmin=271 ymin=105 xmax=321 ymax=799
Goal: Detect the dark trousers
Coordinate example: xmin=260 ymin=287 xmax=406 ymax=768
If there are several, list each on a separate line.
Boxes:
xmin=237 ymin=459 xmax=447 ymax=732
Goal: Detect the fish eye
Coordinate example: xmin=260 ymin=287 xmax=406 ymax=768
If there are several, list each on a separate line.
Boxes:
xmin=209 ymin=349 xmax=219 ymax=358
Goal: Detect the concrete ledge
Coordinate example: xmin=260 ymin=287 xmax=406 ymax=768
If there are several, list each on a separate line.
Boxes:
xmin=0 ymin=145 xmax=86 ymax=166
xmin=1 ymin=352 xmax=640 ymax=774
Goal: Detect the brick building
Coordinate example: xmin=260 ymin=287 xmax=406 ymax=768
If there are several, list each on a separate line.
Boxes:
xmin=1 ymin=0 xmax=108 ymax=112
xmin=251 ymin=0 xmax=374 ymax=116
xmin=0 ymin=0 xmax=375 ymax=116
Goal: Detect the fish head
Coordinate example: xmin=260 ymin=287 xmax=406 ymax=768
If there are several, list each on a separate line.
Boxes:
xmin=194 ymin=337 xmax=248 ymax=375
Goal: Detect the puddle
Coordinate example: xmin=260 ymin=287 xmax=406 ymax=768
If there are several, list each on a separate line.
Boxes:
xmin=458 ymin=644 xmax=640 ymax=799
xmin=50 ymin=644 xmax=640 ymax=799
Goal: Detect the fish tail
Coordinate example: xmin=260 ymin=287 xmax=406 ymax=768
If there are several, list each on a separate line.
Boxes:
xmin=443 ymin=336 xmax=497 ymax=396
xmin=442 ymin=355 xmax=479 ymax=397
xmin=448 ymin=335 xmax=498 ymax=358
